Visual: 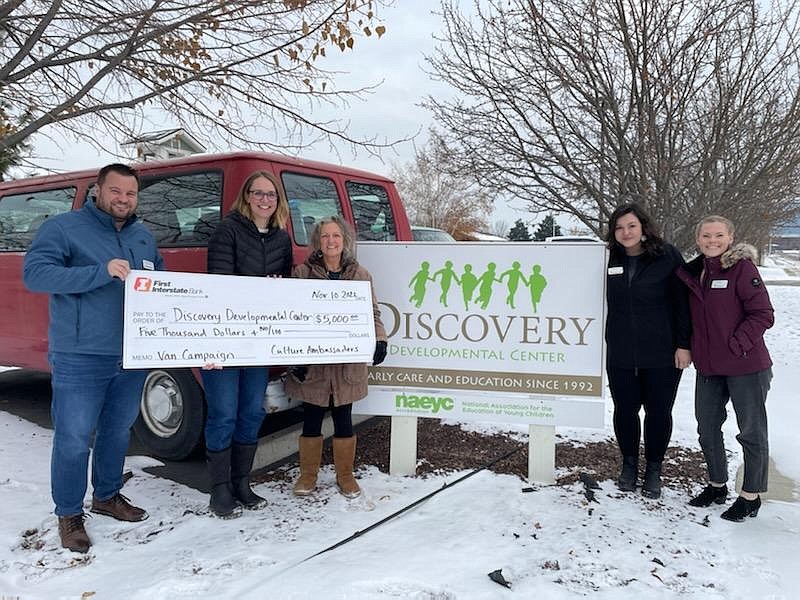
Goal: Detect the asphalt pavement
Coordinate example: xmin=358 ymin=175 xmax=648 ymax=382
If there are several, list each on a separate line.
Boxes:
xmin=0 ymin=368 xmax=303 ymax=492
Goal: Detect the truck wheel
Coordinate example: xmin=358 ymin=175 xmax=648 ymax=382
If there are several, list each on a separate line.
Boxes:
xmin=133 ymin=369 xmax=205 ymax=461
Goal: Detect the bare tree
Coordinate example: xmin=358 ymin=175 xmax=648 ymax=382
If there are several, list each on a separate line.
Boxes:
xmin=0 ymin=0 xmax=392 ymax=162
xmin=489 ymin=218 xmax=510 ymax=238
xmin=425 ymin=0 xmax=800 ymax=252
xmin=391 ymin=132 xmax=493 ymax=238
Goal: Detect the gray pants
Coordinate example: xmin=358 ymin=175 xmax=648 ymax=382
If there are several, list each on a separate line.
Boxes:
xmin=695 ymin=369 xmax=771 ymax=493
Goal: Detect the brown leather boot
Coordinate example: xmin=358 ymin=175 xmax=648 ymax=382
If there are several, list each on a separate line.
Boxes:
xmin=58 ymin=513 xmax=91 ymax=553
xmin=293 ymin=435 xmax=323 ymax=496
xmin=332 ymin=435 xmax=361 ymax=498
xmin=90 ymin=493 xmax=148 ymax=522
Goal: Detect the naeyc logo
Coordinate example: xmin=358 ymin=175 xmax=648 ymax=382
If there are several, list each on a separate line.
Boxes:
xmin=395 ymin=391 xmax=454 ymax=414
xmin=133 ymin=277 xmax=153 ymax=292
xmin=408 ymin=260 xmax=547 ymax=312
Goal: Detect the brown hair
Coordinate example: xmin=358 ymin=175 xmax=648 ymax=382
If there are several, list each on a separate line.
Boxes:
xmin=231 ymin=170 xmax=288 ymax=229
xmin=97 ymin=163 xmax=140 ymax=188
xmin=605 ymin=202 xmax=665 ymax=256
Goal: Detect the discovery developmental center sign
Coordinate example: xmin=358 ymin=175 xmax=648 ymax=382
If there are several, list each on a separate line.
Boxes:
xmin=355 ymin=242 xmax=607 ymax=428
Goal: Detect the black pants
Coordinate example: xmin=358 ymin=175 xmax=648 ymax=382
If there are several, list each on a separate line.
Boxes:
xmin=301 ymin=397 xmax=353 ymax=437
xmin=607 ymin=366 xmax=682 ymax=462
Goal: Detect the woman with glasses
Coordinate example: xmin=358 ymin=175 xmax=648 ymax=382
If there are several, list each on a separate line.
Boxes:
xmin=202 ymin=171 xmax=292 ymax=518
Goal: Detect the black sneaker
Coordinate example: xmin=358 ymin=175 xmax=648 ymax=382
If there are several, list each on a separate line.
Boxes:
xmin=721 ymin=496 xmax=761 ymax=522
xmin=688 ymin=484 xmax=728 ymax=507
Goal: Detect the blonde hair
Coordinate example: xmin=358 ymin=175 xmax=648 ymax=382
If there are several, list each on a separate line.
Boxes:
xmin=695 ymin=215 xmax=735 ymax=238
xmin=309 ymin=215 xmax=356 ymax=263
xmin=231 ymin=171 xmax=288 ymax=229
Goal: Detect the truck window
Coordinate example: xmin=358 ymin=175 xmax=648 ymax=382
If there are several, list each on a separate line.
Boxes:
xmin=0 ymin=187 xmax=75 ymax=251
xmin=346 ymin=181 xmax=396 ymax=241
xmin=281 ymin=172 xmax=343 ymax=246
xmin=133 ymin=171 xmax=223 ymax=246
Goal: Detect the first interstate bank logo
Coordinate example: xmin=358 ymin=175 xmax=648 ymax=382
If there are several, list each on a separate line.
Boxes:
xmin=132 ymin=277 xmax=205 ymax=296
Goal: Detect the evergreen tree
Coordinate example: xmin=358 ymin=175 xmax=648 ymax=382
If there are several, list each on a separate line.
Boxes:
xmin=0 ymin=103 xmax=32 ymax=181
xmin=507 ymin=219 xmax=532 ymax=241
xmin=533 ymin=215 xmax=562 ymax=240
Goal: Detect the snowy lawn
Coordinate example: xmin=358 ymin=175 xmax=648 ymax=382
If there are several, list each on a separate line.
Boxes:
xmin=0 ymin=286 xmax=798 ymax=600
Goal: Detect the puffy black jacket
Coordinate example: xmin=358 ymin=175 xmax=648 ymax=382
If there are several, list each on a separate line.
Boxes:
xmin=605 ymin=243 xmax=691 ymax=369
xmin=207 ymin=211 xmax=292 ymax=277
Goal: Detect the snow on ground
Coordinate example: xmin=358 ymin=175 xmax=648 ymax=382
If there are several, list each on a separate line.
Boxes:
xmin=0 ymin=288 xmax=798 ymax=599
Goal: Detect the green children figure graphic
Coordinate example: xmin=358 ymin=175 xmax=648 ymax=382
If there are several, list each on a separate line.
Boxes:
xmin=432 ymin=260 xmax=460 ymax=307
xmin=526 ymin=264 xmax=547 ymax=312
xmin=409 ymin=261 xmax=433 ymax=308
xmin=474 ymin=262 xmax=500 ymax=310
xmin=459 ymin=264 xmax=479 ymax=310
xmin=499 ymin=260 xmax=524 ymax=309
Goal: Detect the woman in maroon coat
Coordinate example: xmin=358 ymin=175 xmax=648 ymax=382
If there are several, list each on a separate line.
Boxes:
xmin=676 ymin=215 xmax=774 ymax=522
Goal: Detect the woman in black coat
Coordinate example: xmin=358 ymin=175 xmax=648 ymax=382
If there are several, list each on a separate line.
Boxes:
xmin=202 ymin=171 xmax=292 ymax=518
xmin=605 ymin=203 xmax=691 ymax=498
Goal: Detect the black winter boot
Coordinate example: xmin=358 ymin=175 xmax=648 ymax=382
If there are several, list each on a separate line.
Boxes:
xmin=617 ymin=456 xmax=638 ymax=492
xmin=231 ymin=443 xmax=267 ymax=510
xmin=207 ymin=448 xmax=242 ymax=519
xmin=689 ymin=483 xmax=728 ymax=507
xmin=641 ymin=461 xmax=663 ymax=499
xmin=721 ymin=495 xmax=761 ymax=522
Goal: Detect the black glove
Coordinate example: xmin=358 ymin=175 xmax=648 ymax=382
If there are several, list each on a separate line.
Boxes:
xmin=291 ymin=366 xmax=308 ymax=382
xmin=372 ymin=340 xmax=387 ymax=366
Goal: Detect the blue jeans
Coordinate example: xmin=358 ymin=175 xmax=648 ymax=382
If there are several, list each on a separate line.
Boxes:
xmin=201 ymin=367 xmax=268 ymax=452
xmin=49 ymin=352 xmax=147 ymax=517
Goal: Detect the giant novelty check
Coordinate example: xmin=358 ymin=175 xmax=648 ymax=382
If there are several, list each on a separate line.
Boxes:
xmin=122 ymin=270 xmax=376 ymax=368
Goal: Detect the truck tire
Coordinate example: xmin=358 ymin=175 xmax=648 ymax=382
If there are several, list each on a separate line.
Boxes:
xmin=133 ymin=369 xmax=205 ymax=461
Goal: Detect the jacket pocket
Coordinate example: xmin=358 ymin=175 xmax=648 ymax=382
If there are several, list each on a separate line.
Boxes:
xmin=343 ymin=363 xmax=368 ymax=385
xmin=728 ymin=336 xmax=745 ymax=357
xmin=303 ymin=365 xmax=324 ymax=383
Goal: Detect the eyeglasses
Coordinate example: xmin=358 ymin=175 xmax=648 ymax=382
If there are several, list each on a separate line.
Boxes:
xmin=248 ymin=190 xmax=278 ymax=201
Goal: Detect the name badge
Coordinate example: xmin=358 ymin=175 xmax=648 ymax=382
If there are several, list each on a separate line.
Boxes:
xmin=142 ymin=259 xmax=155 ymax=271
xmin=711 ymin=279 xmax=728 ymax=289
xmin=607 ymin=266 xmax=624 ymax=276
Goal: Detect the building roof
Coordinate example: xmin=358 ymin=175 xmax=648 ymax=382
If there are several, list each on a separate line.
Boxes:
xmin=121 ymin=128 xmax=206 ymax=152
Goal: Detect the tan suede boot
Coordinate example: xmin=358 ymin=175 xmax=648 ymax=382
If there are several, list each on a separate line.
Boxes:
xmin=293 ymin=435 xmax=323 ymax=496
xmin=332 ymin=435 xmax=361 ymax=498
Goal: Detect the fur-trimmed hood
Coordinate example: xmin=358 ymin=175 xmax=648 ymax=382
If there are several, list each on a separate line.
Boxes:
xmin=721 ymin=243 xmax=758 ymax=269
xmin=684 ymin=242 xmax=759 ymax=276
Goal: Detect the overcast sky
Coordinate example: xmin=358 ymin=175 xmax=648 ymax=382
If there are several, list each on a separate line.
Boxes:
xmin=27 ymin=1 xmax=533 ymax=230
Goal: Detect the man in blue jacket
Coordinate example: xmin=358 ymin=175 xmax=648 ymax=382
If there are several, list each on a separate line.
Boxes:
xmin=23 ymin=163 xmax=164 ymax=553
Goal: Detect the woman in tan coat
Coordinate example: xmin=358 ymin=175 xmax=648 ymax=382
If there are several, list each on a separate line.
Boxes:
xmin=285 ymin=216 xmax=387 ymax=498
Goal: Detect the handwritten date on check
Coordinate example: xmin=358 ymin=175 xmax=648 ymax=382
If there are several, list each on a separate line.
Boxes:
xmin=123 ymin=270 xmax=376 ymax=368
